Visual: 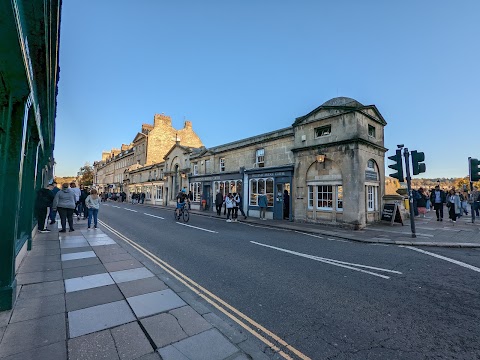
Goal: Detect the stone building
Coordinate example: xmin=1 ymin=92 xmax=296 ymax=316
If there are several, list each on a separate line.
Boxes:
xmin=94 ymin=114 xmax=203 ymax=196
xmin=183 ymin=97 xmax=387 ymax=228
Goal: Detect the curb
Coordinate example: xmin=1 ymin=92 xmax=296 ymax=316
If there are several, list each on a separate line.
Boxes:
xmin=121 ymin=202 xmax=480 ymax=249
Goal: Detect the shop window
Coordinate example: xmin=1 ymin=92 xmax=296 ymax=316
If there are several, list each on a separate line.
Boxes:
xmin=368 ymin=125 xmax=376 ymax=138
xmin=315 ymin=125 xmax=331 ymax=138
xmin=337 ymin=186 xmax=343 ymax=211
xmin=256 ymin=149 xmax=265 ymax=167
xmin=308 ymin=186 xmax=314 ymax=209
xmin=249 ymin=178 xmax=274 ymax=207
xmin=190 ymin=182 xmax=202 ymax=202
xmin=193 ymin=164 xmax=198 ymax=175
xmin=155 ymin=186 xmax=163 ymax=200
xmin=367 ymin=185 xmax=377 ymax=211
xmin=317 ymin=185 xmax=333 ymax=210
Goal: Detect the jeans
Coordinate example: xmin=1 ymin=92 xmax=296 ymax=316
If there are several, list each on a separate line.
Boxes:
xmin=434 ymin=203 xmax=443 ymax=220
xmin=260 ymin=207 xmax=266 ymax=219
xmin=58 ymin=207 xmax=74 ymax=231
xmin=88 ymin=208 xmax=99 ymax=228
xmin=49 ymin=208 xmax=57 ymax=222
xmin=36 ymin=207 xmax=48 ymax=231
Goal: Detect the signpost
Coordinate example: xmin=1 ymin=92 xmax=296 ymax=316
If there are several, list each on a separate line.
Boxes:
xmin=381 ymin=203 xmax=403 ymax=226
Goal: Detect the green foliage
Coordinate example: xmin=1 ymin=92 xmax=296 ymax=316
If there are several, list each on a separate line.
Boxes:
xmin=78 ymin=163 xmax=93 ymax=186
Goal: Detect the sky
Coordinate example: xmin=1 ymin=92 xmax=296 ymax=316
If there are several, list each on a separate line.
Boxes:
xmin=55 ymin=0 xmax=480 ymax=178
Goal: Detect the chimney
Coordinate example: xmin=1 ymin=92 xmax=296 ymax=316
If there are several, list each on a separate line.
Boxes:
xmin=184 ymin=120 xmax=192 ymax=129
xmin=154 ymin=113 xmax=172 ymax=128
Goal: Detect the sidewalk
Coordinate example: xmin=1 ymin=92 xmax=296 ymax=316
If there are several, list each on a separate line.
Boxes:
xmin=142 ymin=203 xmax=480 ymax=248
xmin=0 ymin=218 xmax=271 ymax=360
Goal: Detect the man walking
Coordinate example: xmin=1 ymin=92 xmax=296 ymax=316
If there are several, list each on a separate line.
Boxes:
xmin=49 ymin=181 xmax=60 ymax=224
xmin=36 ymin=183 xmax=55 ymax=233
xmin=430 ymin=185 xmax=446 ymax=221
xmin=215 ymin=190 xmax=223 ymax=216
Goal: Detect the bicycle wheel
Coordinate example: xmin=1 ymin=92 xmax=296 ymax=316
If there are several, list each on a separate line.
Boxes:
xmin=174 ymin=209 xmax=179 ymax=221
xmin=183 ymin=209 xmax=190 ymax=222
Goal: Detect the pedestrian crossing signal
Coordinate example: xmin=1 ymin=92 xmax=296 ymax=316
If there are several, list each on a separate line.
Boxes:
xmin=470 ymin=158 xmax=480 ymax=182
xmin=388 ymin=150 xmax=404 ymax=182
xmin=411 ymin=151 xmax=426 ymax=175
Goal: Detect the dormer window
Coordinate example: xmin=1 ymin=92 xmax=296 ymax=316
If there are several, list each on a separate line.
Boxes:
xmin=368 ymin=125 xmax=376 ymax=138
xmin=256 ymin=149 xmax=265 ymax=168
xmin=315 ymin=125 xmax=331 ymax=138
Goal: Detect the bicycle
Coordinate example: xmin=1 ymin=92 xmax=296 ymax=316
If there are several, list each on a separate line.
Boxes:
xmin=174 ymin=203 xmax=190 ymax=222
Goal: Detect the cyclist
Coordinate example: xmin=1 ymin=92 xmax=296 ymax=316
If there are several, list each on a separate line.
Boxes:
xmin=176 ymin=189 xmax=188 ymax=219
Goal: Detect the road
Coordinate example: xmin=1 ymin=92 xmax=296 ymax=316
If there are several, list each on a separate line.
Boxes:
xmin=98 ymin=202 xmax=480 ymax=360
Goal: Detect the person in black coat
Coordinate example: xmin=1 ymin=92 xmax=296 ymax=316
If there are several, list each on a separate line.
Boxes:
xmin=215 ymin=191 xmax=224 ymax=216
xmin=430 ymin=185 xmax=447 ymax=221
xmin=283 ymin=190 xmax=290 ymax=220
xmin=36 ymin=184 xmax=55 ymax=232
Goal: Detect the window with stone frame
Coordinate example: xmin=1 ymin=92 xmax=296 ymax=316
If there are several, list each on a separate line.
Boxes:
xmin=314 ymin=125 xmax=331 ymax=138
xmin=256 ymin=149 xmax=265 ymax=167
xmin=193 ymin=163 xmax=199 ymax=175
xmin=249 ymin=178 xmax=274 ymax=206
xmin=219 ymin=158 xmax=225 ymax=172
xmin=368 ymin=125 xmax=376 ymax=138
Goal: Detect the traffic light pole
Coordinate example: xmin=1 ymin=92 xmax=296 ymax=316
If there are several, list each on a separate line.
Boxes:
xmin=403 ymin=148 xmax=416 ymax=238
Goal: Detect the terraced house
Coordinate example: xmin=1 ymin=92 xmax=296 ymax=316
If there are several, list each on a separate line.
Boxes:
xmin=94 ymin=97 xmax=387 ymax=229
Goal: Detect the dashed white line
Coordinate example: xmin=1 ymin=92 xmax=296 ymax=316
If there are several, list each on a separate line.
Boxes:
xmin=176 ymin=222 xmax=218 ymax=233
xmin=144 ymin=213 xmax=165 ymax=220
xmin=111 ymin=205 xmax=120 ymax=208
xmin=124 ymin=208 xmax=137 ymax=213
xmin=402 ymin=246 xmax=480 ymax=274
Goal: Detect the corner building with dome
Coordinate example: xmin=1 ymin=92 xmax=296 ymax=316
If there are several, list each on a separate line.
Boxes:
xmin=183 ymin=97 xmax=387 ymax=229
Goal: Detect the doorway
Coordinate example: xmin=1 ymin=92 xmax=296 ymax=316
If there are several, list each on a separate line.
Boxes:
xmin=274 ymin=182 xmax=290 ymax=220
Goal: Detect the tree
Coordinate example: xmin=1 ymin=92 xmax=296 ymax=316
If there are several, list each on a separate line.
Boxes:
xmin=78 ymin=163 xmax=94 ymax=186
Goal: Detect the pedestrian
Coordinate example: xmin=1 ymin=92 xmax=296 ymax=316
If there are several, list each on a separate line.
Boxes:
xmin=460 ymin=191 xmax=469 ymax=216
xmin=53 ymin=183 xmax=76 ymax=232
xmin=416 ymin=188 xmax=428 ymax=218
xmin=234 ymin=192 xmax=247 ymax=219
xmin=79 ymin=185 xmax=89 ymax=219
xmin=225 ymin=193 xmax=234 ymax=222
xmin=283 ymin=189 xmax=290 ymax=220
xmin=473 ymin=186 xmax=480 ymax=217
xmin=446 ymin=189 xmax=461 ymax=223
xmin=425 ymin=189 xmax=431 ymax=212
xmin=188 ymin=191 xmax=193 ymax=210
xmin=430 ymin=185 xmax=446 ymax=221
xmin=231 ymin=193 xmax=239 ymax=222
xmin=49 ymin=181 xmax=60 ymax=224
xmin=258 ymin=192 xmax=268 ymax=220
xmin=85 ymin=188 xmax=101 ymax=229
xmin=70 ymin=182 xmax=81 ymax=220
xmin=140 ymin=192 xmax=145 ymax=204
xmin=215 ymin=190 xmax=223 ymax=216
xmin=35 ymin=183 xmax=55 ymax=233
xmin=412 ymin=189 xmax=420 ymax=216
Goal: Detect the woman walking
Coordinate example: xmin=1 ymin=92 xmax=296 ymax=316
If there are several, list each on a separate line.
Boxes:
xmin=416 ymin=188 xmax=428 ymax=218
xmin=85 ymin=189 xmax=101 ymax=229
xmin=446 ymin=189 xmax=461 ymax=224
xmin=52 ymin=183 xmax=76 ymax=232
xmin=225 ymin=193 xmax=234 ymax=222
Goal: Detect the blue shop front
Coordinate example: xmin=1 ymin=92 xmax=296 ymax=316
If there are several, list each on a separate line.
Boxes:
xmin=245 ymin=166 xmax=294 ymax=220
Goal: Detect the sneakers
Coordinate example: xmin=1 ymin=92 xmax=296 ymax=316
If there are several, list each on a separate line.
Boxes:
xmin=87 ymin=226 xmax=91 ymax=230
xmin=38 ymin=229 xmax=50 ymax=233
xmin=59 ymin=229 xmax=66 ymax=233
xmin=94 ymin=226 xmax=97 ymax=229
xmin=226 ymin=219 xmax=232 ymax=222
xmin=69 ymin=229 xmax=75 ymax=232
xmin=49 ymin=220 xmax=56 ymax=225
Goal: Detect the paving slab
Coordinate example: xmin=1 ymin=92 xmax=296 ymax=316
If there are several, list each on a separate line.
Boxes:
xmin=202 ymin=313 xmax=247 ymax=344
xmin=61 ymin=251 xmax=97 ymax=262
xmin=140 ymin=313 xmax=188 ymax=349
xmin=68 ymin=329 xmax=119 ymax=360
xmin=18 ymin=280 xmax=64 ymax=299
xmin=97 ymin=253 xmax=136 ymax=263
xmin=0 ymin=311 xmax=10 ymax=328
xmin=176 ymin=291 xmax=211 ymax=315
xmin=28 ymin=247 xmax=61 ymax=256
xmin=63 ymin=264 xmax=107 ymax=280
xmin=61 ymin=257 xmax=102 ymax=269
xmin=66 ymin=284 xmax=124 ymax=312
xmin=92 ymin=244 xmax=127 ymax=255
xmin=83 ymin=233 xmax=110 ymax=238
xmin=17 ymin=260 xmax=62 ymax=274
xmin=16 ymin=269 xmax=63 ymax=285
xmin=23 ymin=253 xmax=61 ymax=263
xmin=65 ymin=273 xmax=114 ymax=293
xmin=10 ymin=293 xmax=65 ymax=323
xmin=127 ymin=289 xmax=186 ymax=318
xmin=110 ymin=321 xmax=154 ymax=360
xmin=61 ymin=246 xmax=93 ymax=254
xmin=117 ymin=276 xmax=168 ymax=298
xmin=135 ymin=353 xmax=161 ymax=360
xmin=68 ymin=300 xmax=136 ymax=338
xmin=169 ymin=328 xmax=238 ymax=360
xmin=60 ymin=239 xmax=90 ymax=249
xmin=0 ymin=326 xmax=5 ymax=343
xmin=0 ymin=313 xmax=66 ymax=358
xmin=88 ymin=238 xmax=117 ymax=246
xmin=103 ymin=258 xmax=144 ymax=272
xmin=157 ymin=345 xmax=190 ymax=360
xmin=29 ymin=241 xmax=59 ymax=250
xmin=169 ymin=306 xmax=212 ymax=336
xmin=0 ymin=341 xmax=67 ymax=360
xmin=110 ymin=267 xmax=155 ymax=284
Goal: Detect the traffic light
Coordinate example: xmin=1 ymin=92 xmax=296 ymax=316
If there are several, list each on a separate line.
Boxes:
xmin=411 ymin=150 xmax=426 ymax=175
xmin=388 ymin=150 xmax=404 ymax=182
xmin=470 ymin=158 xmax=480 ymax=181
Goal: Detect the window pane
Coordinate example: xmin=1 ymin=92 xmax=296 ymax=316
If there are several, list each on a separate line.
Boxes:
xmin=258 ymin=179 xmax=265 ymax=194
xmin=308 ymin=186 xmax=313 ymax=208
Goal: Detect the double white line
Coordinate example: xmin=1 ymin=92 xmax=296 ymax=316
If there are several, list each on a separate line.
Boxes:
xmin=98 ymin=220 xmax=311 ymax=360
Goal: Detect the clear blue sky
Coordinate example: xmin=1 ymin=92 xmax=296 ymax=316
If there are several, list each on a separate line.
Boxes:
xmin=55 ymin=0 xmax=480 ymax=178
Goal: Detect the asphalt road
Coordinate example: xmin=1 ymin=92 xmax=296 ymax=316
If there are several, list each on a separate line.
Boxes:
xmin=98 ymin=202 xmax=480 ymax=360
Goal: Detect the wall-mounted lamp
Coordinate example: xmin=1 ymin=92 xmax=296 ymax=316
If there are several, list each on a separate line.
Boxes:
xmin=316 ymin=154 xmax=326 ymax=163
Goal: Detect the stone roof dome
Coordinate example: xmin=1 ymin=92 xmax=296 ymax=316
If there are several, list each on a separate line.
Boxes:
xmin=321 ymin=97 xmax=363 ymax=108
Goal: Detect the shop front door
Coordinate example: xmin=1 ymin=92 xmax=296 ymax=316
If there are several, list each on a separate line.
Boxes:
xmin=274 ymin=182 xmax=291 ymax=220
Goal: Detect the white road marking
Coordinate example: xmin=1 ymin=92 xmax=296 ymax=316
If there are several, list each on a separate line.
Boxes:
xmin=111 ymin=205 xmax=121 ymax=208
xmin=144 ymin=213 xmax=165 ymax=220
xmin=251 ymin=241 xmax=401 ymax=279
xmin=176 ymin=222 xmax=218 ymax=233
xmin=124 ymin=208 xmax=137 ymax=212
xmin=294 ymin=231 xmax=323 ymax=239
xmin=402 ymin=246 xmax=480 ymax=274
xmin=238 ymin=222 xmax=290 ymax=232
